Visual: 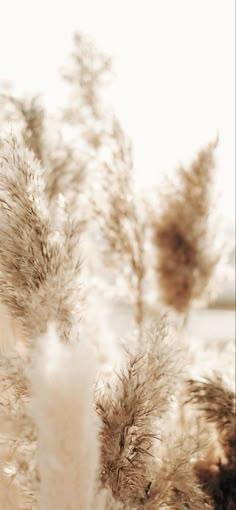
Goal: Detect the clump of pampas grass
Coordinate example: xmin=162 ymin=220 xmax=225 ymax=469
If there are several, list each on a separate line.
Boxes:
xmin=92 ymin=118 xmax=145 ymax=327
xmin=150 ymin=141 xmax=223 ymax=314
xmin=0 ymin=136 xmax=81 ymax=342
xmin=188 ymin=376 xmax=236 ymax=509
xmin=97 ymin=322 xmax=211 ymax=509
xmin=0 ymin=33 xmax=234 ymax=510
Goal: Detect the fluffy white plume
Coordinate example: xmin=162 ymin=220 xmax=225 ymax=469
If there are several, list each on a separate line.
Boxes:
xmin=31 ymin=324 xmax=99 ymax=510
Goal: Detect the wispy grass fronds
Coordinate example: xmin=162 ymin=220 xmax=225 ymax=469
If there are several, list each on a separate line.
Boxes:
xmin=0 ymin=136 xmax=81 ymax=341
xmin=143 ymin=437 xmax=212 ymax=510
xmin=0 ymin=91 xmax=87 ymax=212
xmin=0 ymin=347 xmax=37 ymax=509
xmin=151 ymin=141 xmax=222 ymax=314
xmin=62 ymin=32 xmax=112 ymax=130
xmin=96 ymin=320 xmax=180 ymax=506
xmin=0 ymin=94 xmax=45 ymax=162
xmin=93 ymin=119 xmax=145 ymax=327
xmin=45 ymin=139 xmax=86 ymax=212
xmin=188 ymin=376 xmax=236 ymax=465
xmin=188 ymin=376 xmax=236 ymax=509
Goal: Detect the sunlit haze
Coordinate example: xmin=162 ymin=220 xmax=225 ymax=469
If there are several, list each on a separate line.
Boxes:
xmin=1 ymin=0 xmax=235 ymax=227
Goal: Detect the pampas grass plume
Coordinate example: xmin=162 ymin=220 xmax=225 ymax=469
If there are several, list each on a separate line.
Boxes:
xmin=31 ymin=324 xmax=99 ymax=510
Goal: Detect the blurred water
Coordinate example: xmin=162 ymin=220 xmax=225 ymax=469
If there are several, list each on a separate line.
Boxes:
xmin=187 ymin=309 xmax=235 ymax=341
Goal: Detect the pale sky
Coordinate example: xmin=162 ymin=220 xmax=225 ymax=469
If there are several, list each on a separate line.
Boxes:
xmin=1 ymin=0 xmax=235 ymax=226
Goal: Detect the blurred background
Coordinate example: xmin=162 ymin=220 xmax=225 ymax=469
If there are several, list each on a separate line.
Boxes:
xmin=1 ymin=0 xmax=235 ymax=334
